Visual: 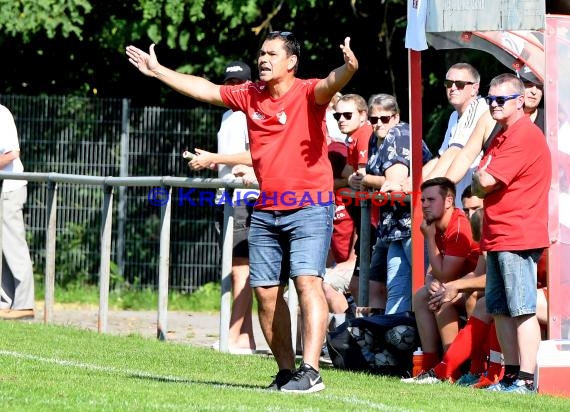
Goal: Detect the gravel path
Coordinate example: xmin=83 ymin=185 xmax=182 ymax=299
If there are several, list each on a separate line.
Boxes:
xmin=31 ymin=304 xmax=269 ymax=351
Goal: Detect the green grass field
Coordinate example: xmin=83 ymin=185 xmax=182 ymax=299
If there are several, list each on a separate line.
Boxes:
xmin=1 ymin=321 xmax=569 ymax=411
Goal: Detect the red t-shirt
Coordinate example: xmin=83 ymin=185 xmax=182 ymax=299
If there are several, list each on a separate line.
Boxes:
xmin=479 ymin=116 xmax=551 ymax=251
xmin=220 ymin=79 xmax=333 ymax=210
xmin=435 ymin=208 xmax=480 ymax=277
xmin=329 ymin=140 xmax=352 ymax=218
xmin=345 ymin=123 xmax=375 ymax=225
xmin=346 ymin=123 xmax=373 ymax=170
xmin=328 ymin=141 xmax=347 ymax=178
xmin=328 ymin=141 xmax=355 ymax=262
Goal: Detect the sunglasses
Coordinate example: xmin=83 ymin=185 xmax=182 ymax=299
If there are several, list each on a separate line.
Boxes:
xmin=369 ymin=114 xmax=395 ymax=125
xmin=485 ymin=94 xmax=521 ymax=107
xmin=333 ymin=112 xmax=353 ymax=121
xmin=444 ymin=79 xmax=475 ymax=89
xmin=269 ymin=31 xmax=294 ymax=37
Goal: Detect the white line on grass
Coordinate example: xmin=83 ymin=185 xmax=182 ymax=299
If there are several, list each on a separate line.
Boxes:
xmin=1 ymin=350 xmax=411 ymax=411
xmin=0 ymin=349 xmax=191 ymax=383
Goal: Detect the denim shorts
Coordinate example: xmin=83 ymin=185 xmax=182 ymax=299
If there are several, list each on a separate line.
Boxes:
xmin=248 ymin=204 xmax=334 ymax=287
xmin=369 ymin=238 xmax=388 ymax=283
xmin=485 ymin=249 xmax=543 ymax=317
xmin=385 ymin=237 xmax=412 ymax=314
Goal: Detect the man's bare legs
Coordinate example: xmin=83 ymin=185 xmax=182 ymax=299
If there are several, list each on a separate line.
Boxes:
xmin=323 ymin=282 xmax=348 ymax=313
xmin=255 ymin=284 xmax=296 ymax=371
xmin=323 ymin=256 xmax=356 ymax=314
xmin=347 ymin=274 xmax=386 ymax=310
xmin=516 ymin=314 xmax=541 ymax=374
xmin=464 ymin=290 xmax=480 ymax=318
xmin=294 ymin=275 xmax=329 ymax=369
xmin=368 ymin=280 xmax=387 ymax=310
xmin=494 ymin=313 xmax=540 ymax=374
xmin=435 ymin=302 xmax=460 ymax=352
xmin=494 ymin=315 xmax=519 ymax=366
xmin=229 ymin=257 xmax=255 ymax=349
xmin=413 ymin=286 xmax=441 ymax=354
xmin=255 ymin=276 xmax=330 ymax=371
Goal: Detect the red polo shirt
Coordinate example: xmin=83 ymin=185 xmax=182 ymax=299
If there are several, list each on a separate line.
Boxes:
xmin=435 ymin=208 xmax=480 ymax=277
xmin=479 ymin=116 xmax=551 ymax=251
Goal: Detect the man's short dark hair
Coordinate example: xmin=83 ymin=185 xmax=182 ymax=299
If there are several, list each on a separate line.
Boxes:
xmin=461 ymin=186 xmax=473 ymax=200
xmin=421 ymin=177 xmax=456 ymax=200
xmin=264 ymin=31 xmax=301 ymax=73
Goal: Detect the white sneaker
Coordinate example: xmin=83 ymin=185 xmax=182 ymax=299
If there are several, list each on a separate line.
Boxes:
xmin=401 ymin=369 xmax=441 ymax=384
xmin=210 ymin=340 xmax=254 ymax=355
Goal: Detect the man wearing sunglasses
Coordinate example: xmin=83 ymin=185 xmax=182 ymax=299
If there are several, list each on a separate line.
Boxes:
xmin=472 ymin=73 xmax=551 ymax=394
xmin=333 ymin=94 xmax=372 ymax=190
xmin=445 ymin=69 xmax=545 ymax=188
xmin=362 ymin=93 xmax=434 ymax=316
xmin=332 ymin=94 xmax=374 ymax=306
xmin=423 ymin=63 xmax=488 ymax=207
xmin=126 ymin=31 xmax=360 ymax=394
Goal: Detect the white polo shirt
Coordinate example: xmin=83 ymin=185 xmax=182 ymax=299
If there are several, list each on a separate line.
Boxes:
xmin=215 ymin=109 xmax=259 ymax=204
xmin=0 ymin=104 xmax=27 ymax=193
xmin=439 ymin=97 xmax=488 ymax=206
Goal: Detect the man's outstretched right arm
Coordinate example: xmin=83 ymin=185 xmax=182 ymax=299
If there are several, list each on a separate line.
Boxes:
xmin=126 ymin=44 xmax=226 ymax=107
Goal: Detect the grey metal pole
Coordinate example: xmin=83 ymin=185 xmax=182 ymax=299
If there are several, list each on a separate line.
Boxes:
xmin=117 ymin=98 xmax=130 ymax=278
xmin=157 ymin=186 xmax=172 ymax=341
xmin=44 ymin=180 xmax=57 ymax=323
xmin=288 ymin=279 xmax=299 ymax=354
xmin=358 ymin=197 xmax=371 ymax=307
xmin=219 ymin=190 xmax=234 ymax=353
xmin=98 ymin=185 xmax=114 ymax=333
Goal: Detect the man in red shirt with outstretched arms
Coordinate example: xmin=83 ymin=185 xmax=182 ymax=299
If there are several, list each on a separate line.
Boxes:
xmin=126 ymin=31 xmax=359 ymax=393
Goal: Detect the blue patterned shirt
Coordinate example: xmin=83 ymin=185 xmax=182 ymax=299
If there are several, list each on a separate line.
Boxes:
xmin=366 ymin=122 xmax=432 ymax=242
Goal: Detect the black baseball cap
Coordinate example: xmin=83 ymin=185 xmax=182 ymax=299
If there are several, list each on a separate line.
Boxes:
xmin=223 ymin=61 xmax=251 ymax=82
xmin=519 ymin=67 xmax=543 ymax=86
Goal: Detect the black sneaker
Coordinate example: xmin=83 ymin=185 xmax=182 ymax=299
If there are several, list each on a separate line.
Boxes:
xmin=266 ymin=369 xmax=294 ymax=391
xmin=280 ymin=362 xmax=325 ymax=393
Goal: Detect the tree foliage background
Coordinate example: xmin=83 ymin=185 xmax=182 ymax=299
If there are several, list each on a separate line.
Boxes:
xmin=0 ymin=0 xmax=414 ymax=103
xmin=2 ymin=0 xmax=566 ymax=148
xmin=2 ymin=0 xmax=566 ymax=288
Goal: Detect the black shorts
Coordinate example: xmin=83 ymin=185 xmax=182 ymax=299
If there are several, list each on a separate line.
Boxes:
xmin=214 ymin=204 xmax=254 ymax=259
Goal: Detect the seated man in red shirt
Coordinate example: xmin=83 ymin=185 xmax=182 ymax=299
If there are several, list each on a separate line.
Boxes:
xmin=408 ymin=177 xmax=481 ymax=375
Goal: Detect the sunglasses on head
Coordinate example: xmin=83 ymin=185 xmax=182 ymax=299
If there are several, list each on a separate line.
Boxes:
xmin=269 ymin=31 xmax=294 ymax=37
xmin=333 ymin=112 xmax=353 ymax=121
xmin=369 ymin=114 xmax=395 ymax=125
xmin=485 ymin=94 xmax=521 ymax=107
xmin=444 ymin=79 xmax=475 ymax=89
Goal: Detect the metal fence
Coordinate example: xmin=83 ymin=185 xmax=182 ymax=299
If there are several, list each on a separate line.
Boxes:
xmin=0 ymin=94 xmax=226 ymax=292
